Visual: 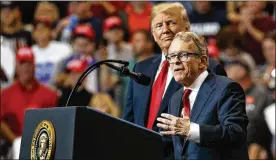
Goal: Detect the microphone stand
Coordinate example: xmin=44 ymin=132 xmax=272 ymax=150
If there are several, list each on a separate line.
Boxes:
xmin=65 ymin=60 xmax=128 ymax=107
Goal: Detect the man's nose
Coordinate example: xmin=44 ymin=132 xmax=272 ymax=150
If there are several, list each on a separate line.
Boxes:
xmin=162 ymin=23 xmax=170 ymax=34
xmin=174 ymin=58 xmax=182 ymax=65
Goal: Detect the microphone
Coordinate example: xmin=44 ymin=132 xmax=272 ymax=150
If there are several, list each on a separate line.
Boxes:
xmin=105 ymin=63 xmax=151 ymax=86
xmin=65 ymin=59 xmax=130 ymax=107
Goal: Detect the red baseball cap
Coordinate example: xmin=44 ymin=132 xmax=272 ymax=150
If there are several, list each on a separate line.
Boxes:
xmin=16 ymin=47 xmax=35 ymax=63
xmin=103 ymin=16 xmax=122 ymax=32
xmin=73 ymin=24 xmax=95 ymax=40
xmin=66 ymin=58 xmax=88 ymax=73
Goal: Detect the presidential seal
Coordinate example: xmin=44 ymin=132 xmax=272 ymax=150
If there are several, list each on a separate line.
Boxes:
xmin=31 ymin=120 xmax=55 ymax=160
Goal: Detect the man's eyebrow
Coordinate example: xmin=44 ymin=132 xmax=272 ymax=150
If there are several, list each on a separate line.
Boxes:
xmin=167 ymin=52 xmax=176 ymax=55
xmin=155 ymin=22 xmax=162 ymax=25
xmin=166 ymin=19 xmax=176 ymax=22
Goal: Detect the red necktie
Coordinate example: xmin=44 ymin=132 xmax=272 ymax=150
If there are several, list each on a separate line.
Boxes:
xmin=183 ymin=89 xmax=192 ymax=117
xmin=147 ymin=61 xmax=169 ymax=129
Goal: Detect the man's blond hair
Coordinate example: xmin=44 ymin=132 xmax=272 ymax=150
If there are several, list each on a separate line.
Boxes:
xmin=151 ymin=2 xmax=190 ymax=31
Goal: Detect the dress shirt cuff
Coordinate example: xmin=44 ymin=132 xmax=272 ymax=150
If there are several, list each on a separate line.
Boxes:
xmin=187 ymin=122 xmax=200 ymax=143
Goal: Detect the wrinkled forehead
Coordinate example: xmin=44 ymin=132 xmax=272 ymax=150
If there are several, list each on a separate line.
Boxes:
xmin=151 ymin=12 xmax=181 ymax=24
xmin=168 ymin=38 xmax=197 ymax=54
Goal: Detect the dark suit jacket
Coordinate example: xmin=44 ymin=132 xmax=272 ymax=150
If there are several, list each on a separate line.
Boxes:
xmin=123 ymin=54 xmax=227 ymax=158
xmin=168 ymin=71 xmax=249 ymax=160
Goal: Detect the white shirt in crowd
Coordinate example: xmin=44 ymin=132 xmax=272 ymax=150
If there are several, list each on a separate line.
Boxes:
xmin=32 ymin=41 xmax=72 ymax=86
xmin=1 ymin=43 xmax=15 ymax=83
xmin=264 ymin=103 xmax=275 ymax=153
xmin=264 ymin=103 xmax=275 ymax=136
xmin=107 ymin=43 xmax=133 ymax=63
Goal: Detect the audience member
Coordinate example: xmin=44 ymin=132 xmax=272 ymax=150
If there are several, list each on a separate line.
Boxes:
xmin=216 ymin=26 xmax=256 ymax=70
xmin=62 ymin=24 xmax=99 ymax=94
xmin=90 ymin=93 xmax=120 ymax=117
xmin=104 ymin=16 xmax=133 ymax=62
xmin=66 ymin=1 xmax=78 ymax=16
xmin=124 ymin=2 xmax=152 ymax=35
xmin=32 ymin=1 xmax=60 ymax=38
xmin=189 ymin=1 xmax=230 ymax=37
xmin=32 ymin=19 xmax=72 ymax=86
xmin=94 ymin=42 xmax=113 ymax=93
xmin=122 ymin=29 xmax=155 ymax=110
xmin=129 ymin=29 xmax=154 ymax=70
xmin=0 ymin=1 xmax=33 ymax=52
xmin=59 ymin=2 xmax=102 ymax=43
xmin=103 ymin=16 xmax=133 ymax=109
xmin=227 ymin=2 xmax=276 ymax=24
xmin=34 ymin=2 xmax=60 ymax=26
xmin=0 ymin=42 xmax=15 ymax=85
xmin=0 ymin=47 xmax=58 ymax=159
xmin=264 ymin=102 xmax=275 ymax=159
xmin=57 ymin=57 xmax=93 ymax=107
xmin=238 ymin=1 xmax=276 ymax=65
xmin=225 ymin=60 xmax=274 ymax=160
xmin=90 ymin=1 xmax=120 ymax=21
xmin=55 ymin=2 xmax=78 ymax=42
xmin=226 ymin=2 xmax=246 ymax=24
xmin=264 ymin=68 xmax=275 ymax=158
xmin=257 ymin=31 xmax=276 ymax=90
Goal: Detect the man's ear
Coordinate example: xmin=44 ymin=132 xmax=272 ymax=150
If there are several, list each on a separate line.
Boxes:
xmin=199 ymin=55 xmax=208 ymax=69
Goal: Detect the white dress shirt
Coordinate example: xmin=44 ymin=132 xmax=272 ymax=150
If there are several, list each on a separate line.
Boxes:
xmin=154 ymin=54 xmax=173 ymax=98
xmin=184 ymin=70 xmax=209 ymax=143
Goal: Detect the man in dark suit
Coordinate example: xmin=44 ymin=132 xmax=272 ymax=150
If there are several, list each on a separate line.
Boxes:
xmin=123 ymin=2 xmax=226 ymax=132
xmin=123 ymin=2 xmax=226 ymax=158
xmin=156 ymin=31 xmax=249 ymax=160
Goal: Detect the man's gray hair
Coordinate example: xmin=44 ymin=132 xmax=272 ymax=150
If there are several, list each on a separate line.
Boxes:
xmin=174 ymin=31 xmax=208 ymax=56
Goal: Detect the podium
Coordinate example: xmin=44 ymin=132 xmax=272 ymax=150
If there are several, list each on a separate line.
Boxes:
xmin=19 ymin=107 xmax=164 ymax=160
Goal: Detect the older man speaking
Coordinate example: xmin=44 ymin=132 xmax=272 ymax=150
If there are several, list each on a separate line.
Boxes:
xmin=123 ymin=2 xmax=227 ymax=158
xmin=157 ymin=32 xmax=249 ymax=160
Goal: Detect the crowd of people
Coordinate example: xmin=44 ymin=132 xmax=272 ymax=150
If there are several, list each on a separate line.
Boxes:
xmin=0 ymin=1 xmax=275 ymax=159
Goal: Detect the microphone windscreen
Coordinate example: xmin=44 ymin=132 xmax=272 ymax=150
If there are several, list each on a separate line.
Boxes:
xmin=136 ymin=74 xmax=151 ymax=86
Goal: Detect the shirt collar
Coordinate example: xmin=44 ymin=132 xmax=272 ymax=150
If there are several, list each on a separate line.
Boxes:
xmin=162 ymin=54 xmax=166 ymax=62
xmin=160 ymin=54 xmax=167 ymax=67
xmin=184 ymin=70 xmax=209 ymax=92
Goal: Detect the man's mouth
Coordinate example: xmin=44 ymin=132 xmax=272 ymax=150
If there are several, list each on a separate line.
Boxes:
xmin=163 ymin=37 xmax=173 ymax=41
xmin=174 ymin=68 xmax=183 ymax=72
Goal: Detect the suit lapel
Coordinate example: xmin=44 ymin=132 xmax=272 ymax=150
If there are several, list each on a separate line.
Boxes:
xmin=141 ymin=55 xmax=161 ymax=126
xmin=170 ymin=88 xmax=184 ymax=117
xmin=157 ymin=79 xmax=182 ymax=119
xmin=190 ymin=73 xmax=216 ymax=122
xmin=182 ymin=72 xmax=216 ymax=153
xmin=169 ymin=89 xmax=186 ymax=153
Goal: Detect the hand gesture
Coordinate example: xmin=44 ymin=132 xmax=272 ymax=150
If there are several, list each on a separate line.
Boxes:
xmin=157 ymin=111 xmax=190 ymax=137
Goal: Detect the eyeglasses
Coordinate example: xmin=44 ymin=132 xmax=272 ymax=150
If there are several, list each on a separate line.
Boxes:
xmin=165 ymin=52 xmax=200 ymax=64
